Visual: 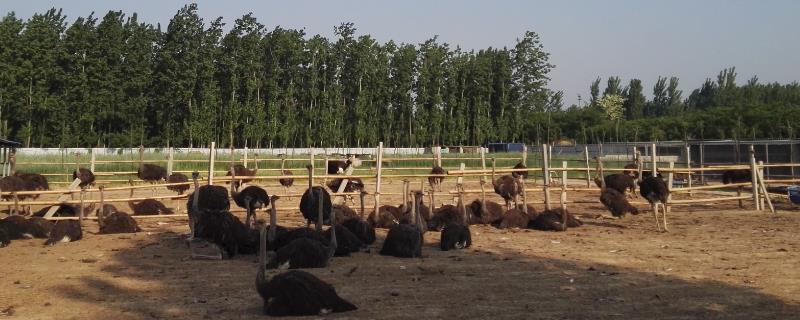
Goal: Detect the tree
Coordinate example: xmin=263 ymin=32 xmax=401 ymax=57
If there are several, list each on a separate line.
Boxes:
xmin=598 ymin=94 xmax=625 ymax=141
xmin=0 ymin=13 xmax=25 ymax=139
xmin=603 ymin=76 xmax=621 ymax=97
xmin=622 ymin=79 xmax=645 ymax=120
xmin=589 ymin=77 xmax=601 ymax=108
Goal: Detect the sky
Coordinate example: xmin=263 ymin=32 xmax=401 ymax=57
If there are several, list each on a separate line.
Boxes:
xmin=2 ymin=0 xmax=799 ymax=106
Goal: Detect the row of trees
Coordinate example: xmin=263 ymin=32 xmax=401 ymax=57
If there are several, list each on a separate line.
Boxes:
xmin=0 ymin=5 xmax=559 ymax=148
xmin=1 ymin=5 xmax=799 ymax=148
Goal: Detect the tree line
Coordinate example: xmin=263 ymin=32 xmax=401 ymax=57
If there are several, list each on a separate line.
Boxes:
xmin=1 ymin=5 xmax=799 ymax=148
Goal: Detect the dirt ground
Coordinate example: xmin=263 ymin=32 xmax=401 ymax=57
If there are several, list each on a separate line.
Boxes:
xmin=1 ymin=178 xmax=800 ymax=320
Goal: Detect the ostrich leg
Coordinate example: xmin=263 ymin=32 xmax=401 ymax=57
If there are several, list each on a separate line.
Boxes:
xmin=245 ymin=201 xmax=253 ymax=229
xmin=661 ymin=203 xmax=669 ymax=232
xmin=652 ymin=203 xmax=661 ymax=232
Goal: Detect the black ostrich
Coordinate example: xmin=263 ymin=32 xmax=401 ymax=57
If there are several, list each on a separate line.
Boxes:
xmin=428 ymin=166 xmax=445 ymax=192
xmin=722 ymin=169 xmax=751 ymax=184
xmin=440 ymin=189 xmax=472 ymax=251
xmin=594 ymin=173 xmax=636 ymax=196
xmin=186 ymin=172 xmax=239 ymax=259
xmin=166 ymin=172 xmax=190 ymax=195
xmin=623 ymin=163 xmax=639 ymax=178
xmin=279 ymin=159 xmax=294 ymax=195
xmin=137 ymin=163 xmax=168 ymax=196
xmin=299 ymin=165 xmax=332 ymax=230
xmin=326 ymin=178 xmax=365 ymax=194
xmin=368 ymin=205 xmax=401 ymax=229
xmin=491 ymin=162 xmax=522 ymax=210
xmin=45 ymin=219 xmax=83 ymax=246
xmin=512 ymin=162 xmax=529 ymax=179
xmin=97 ymin=205 xmax=141 ymax=234
xmin=229 ymin=167 xmax=270 ymax=228
xmin=2 ymin=215 xmax=53 ymax=239
xmin=72 ymin=168 xmax=96 ymax=188
xmin=327 ymin=155 xmax=361 ymax=175
xmin=0 ymin=221 xmax=12 ymax=247
xmin=331 ymin=204 xmax=359 ymax=225
xmin=256 ymin=219 xmax=357 ymax=318
xmin=468 ymin=198 xmax=504 ymax=225
xmin=599 ymin=188 xmax=639 ymax=218
xmin=11 ymin=172 xmax=49 ymax=215
xmin=340 ymin=191 xmax=376 ymax=245
xmin=32 ymin=203 xmax=95 ymax=218
xmin=226 ymin=162 xmax=257 ymax=190
xmin=491 ymin=206 xmax=531 ymax=229
xmin=268 ymin=188 xmax=337 ymax=269
xmin=380 ymin=190 xmax=424 ymax=258
xmin=639 ymin=175 xmax=670 ymax=232
xmin=0 ymin=175 xmax=25 ymax=214
xmin=128 ymin=183 xmax=173 ymax=215
xmin=529 ymin=208 xmax=582 ymax=231
xmin=428 ymin=200 xmax=465 ymax=232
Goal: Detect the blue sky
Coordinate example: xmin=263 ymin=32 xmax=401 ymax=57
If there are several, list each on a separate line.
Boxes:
xmin=2 ymin=0 xmax=798 ymax=106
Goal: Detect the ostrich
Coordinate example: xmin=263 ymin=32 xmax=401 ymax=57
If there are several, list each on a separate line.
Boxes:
xmin=380 ymin=189 xmax=424 ymax=258
xmin=229 ymin=167 xmax=270 ymax=228
xmin=491 ymin=205 xmax=531 ymax=229
xmin=326 ymin=178 xmax=365 ymax=206
xmin=428 ymin=192 xmax=467 ymax=232
xmin=600 ymin=188 xmax=639 ymax=218
xmin=72 ymin=168 xmax=96 ymax=188
xmin=256 ymin=213 xmax=357 ymax=317
xmin=722 ymin=169 xmax=751 ymax=208
xmin=186 ymin=172 xmax=234 ymax=259
xmin=0 ymin=175 xmax=26 ymax=215
xmin=45 ymin=218 xmax=83 ymax=246
xmin=340 ymin=191 xmax=376 ymax=245
xmin=137 ymin=163 xmax=168 ymax=196
xmin=166 ymin=172 xmax=190 ymax=195
xmin=529 ymin=208 xmax=582 ymax=231
xmin=469 ymin=199 xmax=504 ymax=225
xmin=428 ymin=166 xmax=445 ymax=192
xmin=512 ymin=162 xmax=529 ymax=179
xmin=623 ymin=163 xmax=639 ymax=178
xmin=279 ymin=159 xmax=294 ymax=195
xmin=491 ymin=162 xmax=522 ymax=210
xmin=368 ymin=205 xmax=401 ymax=229
xmin=12 ymin=171 xmax=49 ymax=215
xmin=0 ymin=221 xmax=11 ymax=247
xmin=594 ymin=173 xmax=637 ymax=196
xmin=128 ymin=181 xmax=173 ymax=215
xmin=2 ymin=215 xmax=53 ymax=239
xmin=226 ymin=158 xmax=258 ymax=190
xmin=440 ymin=189 xmax=472 ymax=251
xmin=327 ymin=155 xmax=361 ymax=175
xmin=97 ymin=205 xmax=141 ymax=234
xmin=299 ymin=165 xmax=332 ymax=230
xmin=639 ymin=175 xmax=670 ymax=232
xmin=268 ymin=188 xmax=337 ymax=269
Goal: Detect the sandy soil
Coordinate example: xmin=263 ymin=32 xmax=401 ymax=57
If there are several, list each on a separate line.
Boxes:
xmin=1 ymin=179 xmax=799 ymax=320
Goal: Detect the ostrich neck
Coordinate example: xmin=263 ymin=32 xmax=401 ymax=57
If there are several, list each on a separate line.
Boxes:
xmin=328 ymin=192 xmax=337 ymax=258
xmin=359 ymin=193 xmax=365 ymax=219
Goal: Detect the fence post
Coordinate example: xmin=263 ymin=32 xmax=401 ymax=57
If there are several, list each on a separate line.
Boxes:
xmin=686 ymin=144 xmax=692 ymax=198
xmin=309 ymin=147 xmax=315 ymax=177
xmin=243 ymin=147 xmax=249 ymax=168
xmin=435 ymin=146 xmax=442 ymax=168
xmin=699 ymin=143 xmax=706 ymax=185
xmin=651 ymin=143 xmax=658 ymax=177
xmin=138 ymin=145 xmax=144 ymax=166
xmin=208 ymin=142 xmax=216 ymax=185
xmin=749 ymin=145 xmax=760 ymax=211
xmin=373 ymin=142 xmax=384 ymax=218
xmin=584 ymin=146 xmax=591 ymax=187
xmin=89 ymin=148 xmax=96 ymax=172
xmin=666 ymin=162 xmax=674 ymax=213
xmin=167 ymin=147 xmax=174 ymax=176
xmin=560 ymin=161 xmax=568 ymax=213
xmin=542 ymin=144 xmax=550 ymax=185
xmin=480 ymin=147 xmax=487 ymax=184
xmin=758 ymin=160 xmax=766 ymax=210
xmin=521 ymin=144 xmax=528 ymax=165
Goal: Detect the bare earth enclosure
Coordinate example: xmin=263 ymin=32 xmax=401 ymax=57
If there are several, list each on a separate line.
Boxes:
xmin=1 ymin=179 xmax=799 ymax=320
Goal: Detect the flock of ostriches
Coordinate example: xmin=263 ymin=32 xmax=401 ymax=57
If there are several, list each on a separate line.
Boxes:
xmin=0 ymin=157 xmax=751 ymax=317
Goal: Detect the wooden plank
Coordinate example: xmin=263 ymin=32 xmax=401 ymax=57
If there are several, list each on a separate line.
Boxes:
xmin=43 ymin=178 xmax=83 ymax=218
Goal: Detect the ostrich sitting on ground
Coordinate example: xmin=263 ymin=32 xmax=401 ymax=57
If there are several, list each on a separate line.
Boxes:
xmin=166 ymin=172 xmax=190 ymax=195
xmin=491 ymin=184 xmax=534 ymax=230
xmin=380 ymin=189 xmax=424 ymax=258
xmin=440 ymin=189 xmax=472 ymax=251
xmin=300 ymin=165 xmax=332 ymax=230
xmin=529 ymin=208 xmax=582 ymax=231
xmin=428 ymin=166 xmax=445 ymax=192
xmin=2 ymin=215 xmax=53 ymax=239
xmin=128 ymin=181 xmax=173 ymax=215
xmin=45 ymin=218 xmax=83 ymax=246
xmin=339 ymin=191 xmax=376 ymax=245
xmin=32 ymin=203 xmax=95 ymax=218
xmin=368 ymin=205 xmax=401 ymax=229
xmin=268 ymin=188 xmax=338 ymax=269
xmin=491 ymin=160 xmax=522 ymax=210
xmin=0 ymin=221 xmax=12 ymax=247
xmin=72 ymin=168 xmax=96 ymax=189
xmin=256 ymin=214 xmax=357 ymax=317
xmin=97 ymin=205 xmax=141 ymax=234
xmin=639 ymin=175 xmax=670 ymax=232
xmin=230 ymin=167 xmax=270 ymax=228
xmin=137 ymin=163 xmax=168 ymax=196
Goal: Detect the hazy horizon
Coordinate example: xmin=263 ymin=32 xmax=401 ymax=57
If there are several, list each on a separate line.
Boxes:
xmin=2 ymin=0 xmax=798 ymax=106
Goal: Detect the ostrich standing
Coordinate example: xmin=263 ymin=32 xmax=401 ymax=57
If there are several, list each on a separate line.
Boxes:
xmin=186 ymin=172 xmax=232 ymax=259
xmin=256 ymin=212 xmax=357 ymax=317
xmin=11 ymin=172 xmax=49 ymax=215
xmin=491 ymin=160 xmax=522 ymax=210
xmin=72 ymin=168 xmax=96 ymax=188
xmin=639 ymin=175 xmax=670 ymax=232
xmin=299 ymin=165 xmax=332 ymax=230
xmin=226 ymin=156 xmax=258 ymax=190
xmin=279 ymin=158 xmax=294 ymax=196
xmin=0 ymin=175 xmax=25 ymax=215
xmin=512 ymin=162 xmax=529 ymax=179
xmin=166 ymin=172 xmax=190 ymax=195
xmin=429 ymin=166 xmax=445 ymax=192
xmin=268 ymin=188 xmax=337 ymax=269
xmin=230 ymin=166 xmax=270 ymax=228
xmin=137 ymin=163 xmax=168 ymax=196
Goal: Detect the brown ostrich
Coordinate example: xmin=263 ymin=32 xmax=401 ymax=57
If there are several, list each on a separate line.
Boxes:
xmin=128 ymin=180 xmax=173 ymax=215
xmin=0 ymin=175 xmax=26 ymax=215
xmin=166 ymin=172 xmax=190 ymax=195
xmin=428 ymin=166 xmax=445 ymax=192
xmin=491 ymin=159 xmax=522 ymax=210
xmin=279 ymin=158 xmax=294 ymax=196
xmin=72 ymin=168 xmax=96 ymax=188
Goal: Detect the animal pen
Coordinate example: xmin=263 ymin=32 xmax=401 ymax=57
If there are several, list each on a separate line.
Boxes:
xmin=3 ymin=140 xmax=799 ymax=219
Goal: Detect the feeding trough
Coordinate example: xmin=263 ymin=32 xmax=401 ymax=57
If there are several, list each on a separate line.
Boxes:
xmin=788 ymin=186 xmax=800 ymax=205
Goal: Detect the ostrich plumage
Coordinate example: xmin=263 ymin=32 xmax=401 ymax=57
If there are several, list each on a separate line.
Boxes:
xmin=226 ymin=164 xmax=256 ymax=190
xmin=639 ymin=175 xmax=670 ymax=232
xmin=469 ymin=199 xmax=504 ymax=225
xmin=97 ymin=205 xmax=141 ymax=234
xmin=439 ymin=189 xmax=471 ymax=251
xmin=491 ymin=163 xmax=522 ymax=210
xmin=33 ymin=204 xmax=95 ymax=218
xmin=166 ymin=173 xmax=190 ymax=195
xmin=594 ymin=173 xmax=637 ymax=195
xmin=268 ymin=188 xmax=337 ymax=269
xmin=338 ymin=191 xmax=376 ymax=245
xmin=491 ymin=207 xmax=531 ymax=229
xmin=529 ymin=208 xmax=581 ymax=231
xmin=600 ymin=188 xmax=639 ymax=218
xmin=512 ymin=162 xmax=529 ymax=179
xmin=428 ymin=166 xmax=445 ymax=191
xmin=300 ymin=165 xmax=332 ymax=230
xmin=722 ymin=169 xmax=751 ymax=184
xmin=326 ymin=178 xmax=365 ymax=193
xmin=72 ymin=168 xmax=95 ymax=188
xmin=2 ymin=215 xmax=53 ymax=239
xmin=380 ymin=191 xmax=424 ymax=258
xmin=229 ymin=167 xmax=270 ymax=227
xmin=137 ymin=163 xmax=168 ymax=182
xmin=14 ymin=172 xmax=49 ymax=191
xmin=623 ymin=163 xmax=639 ymax=178
xmin=45 ymin=220 xmax=82 ymax=245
